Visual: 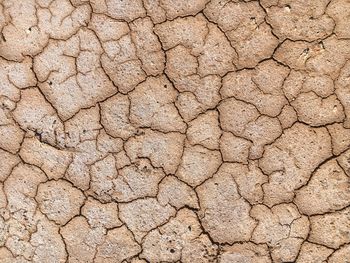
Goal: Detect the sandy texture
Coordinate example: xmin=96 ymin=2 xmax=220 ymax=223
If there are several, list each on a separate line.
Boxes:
xmin=0 ymin=0 xmax=350 ymax=262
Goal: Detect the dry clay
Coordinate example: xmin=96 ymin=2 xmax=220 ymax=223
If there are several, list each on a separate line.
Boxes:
xmin=0 ymin=0 xmax=350 ymax=262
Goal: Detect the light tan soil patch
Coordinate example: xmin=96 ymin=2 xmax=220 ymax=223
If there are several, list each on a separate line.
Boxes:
xmin=0 ymin=0 xmax=349 ymax=262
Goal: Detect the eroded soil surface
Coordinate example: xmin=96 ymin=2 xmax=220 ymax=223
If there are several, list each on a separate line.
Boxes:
xmin=0 ymin=0 xmax=350 ymax=262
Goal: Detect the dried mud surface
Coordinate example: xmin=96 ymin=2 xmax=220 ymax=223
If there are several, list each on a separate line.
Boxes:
xmin=0 ymin=0 xmax=350 ymax=262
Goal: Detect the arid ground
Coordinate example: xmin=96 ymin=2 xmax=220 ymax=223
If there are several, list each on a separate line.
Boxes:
xmin=0 ymin=0 xmax=350 ymax=262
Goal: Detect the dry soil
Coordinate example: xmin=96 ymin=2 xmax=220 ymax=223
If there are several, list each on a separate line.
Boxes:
xmin=0 ymin=0 xmax=350 ymax=262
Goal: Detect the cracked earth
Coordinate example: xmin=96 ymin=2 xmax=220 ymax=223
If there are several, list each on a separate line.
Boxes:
xmin=0 ymin=0 xmax=350 ymax=262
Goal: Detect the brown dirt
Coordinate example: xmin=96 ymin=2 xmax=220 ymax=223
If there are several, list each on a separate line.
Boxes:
xmin=0 ymin=0 xmax=350 ymax=262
